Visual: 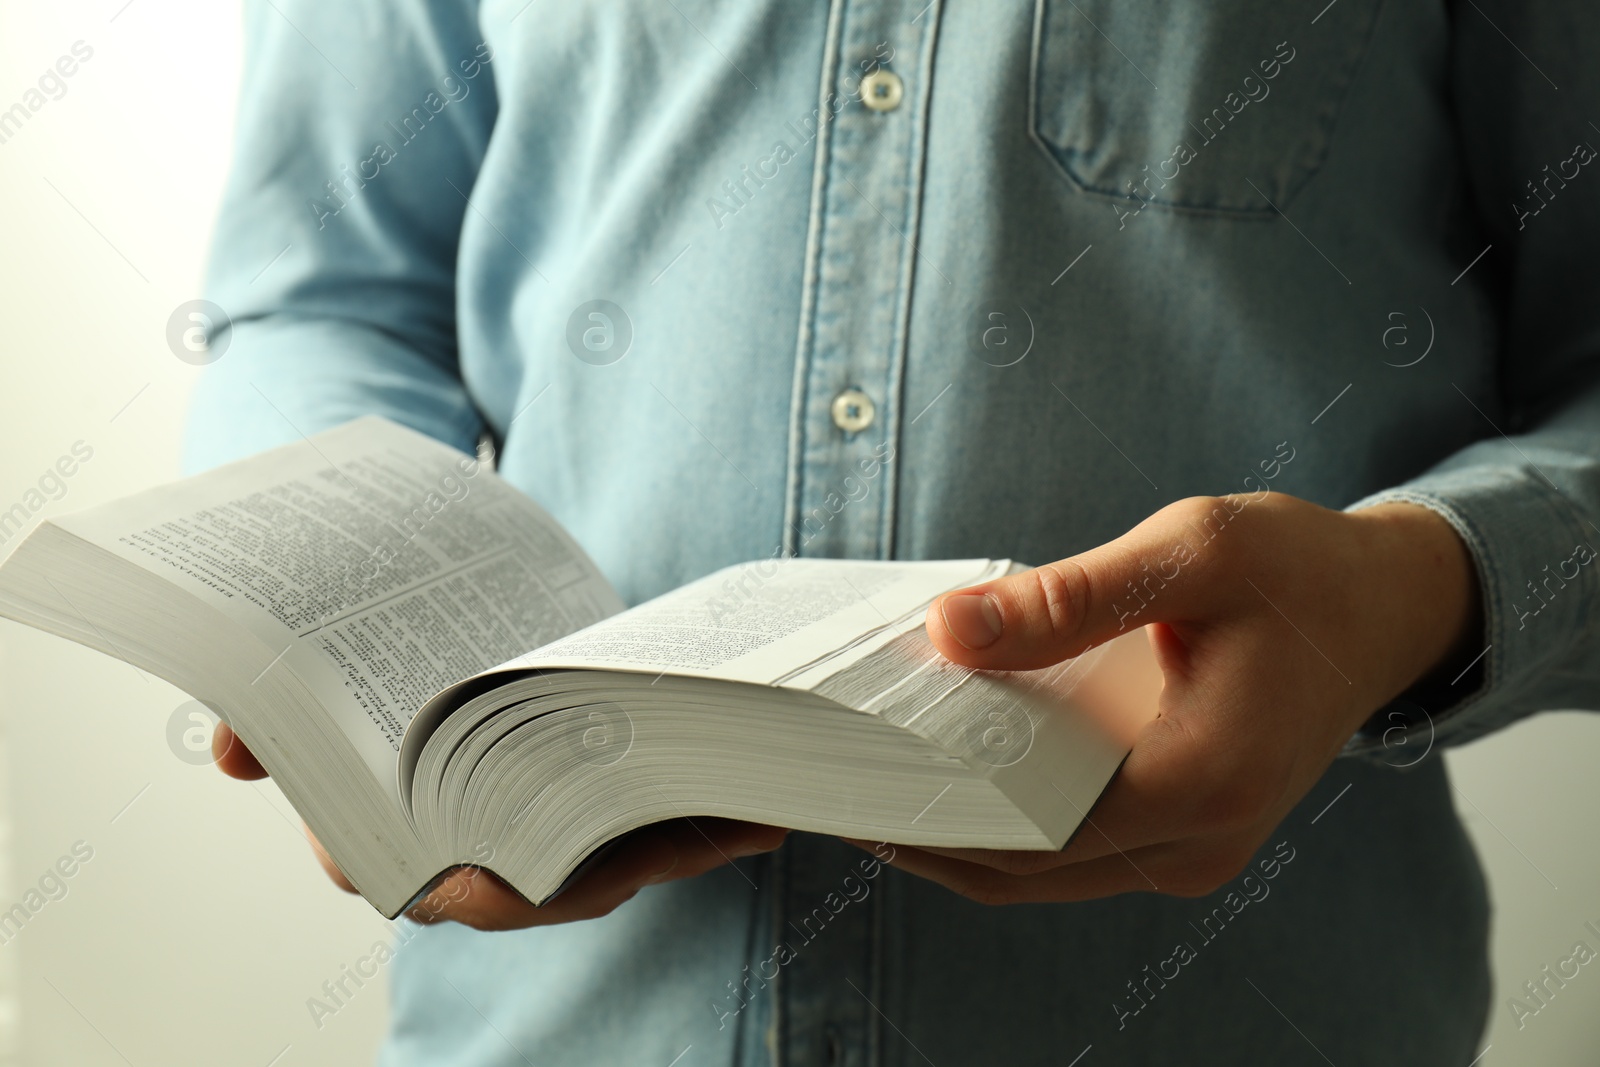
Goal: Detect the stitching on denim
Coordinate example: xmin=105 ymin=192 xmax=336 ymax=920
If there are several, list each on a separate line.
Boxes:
xmin=781 ymin=0 xmax=850 ymax=561
xmin=1027 ymin=0 xmax=1386 ymax=216
xmin=879 ymin=2 xmax=944 ymax=564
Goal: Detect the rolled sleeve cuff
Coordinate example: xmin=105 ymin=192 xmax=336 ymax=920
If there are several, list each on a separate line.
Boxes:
xmin=1339 ymin=470 xmax=1597 ymax=764
xmin=183 ymin=315 xmax=484 ymax=476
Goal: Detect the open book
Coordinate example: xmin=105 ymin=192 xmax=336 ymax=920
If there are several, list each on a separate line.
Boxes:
xmin=0 ymin=417 xmax=1160 ymax=918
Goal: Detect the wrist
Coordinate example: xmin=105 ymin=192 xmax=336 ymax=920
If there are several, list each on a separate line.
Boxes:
xmin=1347 ymin=502 xmax=1483 ymax=699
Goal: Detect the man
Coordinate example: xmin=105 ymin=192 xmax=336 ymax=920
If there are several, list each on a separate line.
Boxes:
xmin=190 ymin=0 xmax=1600 ymax=1062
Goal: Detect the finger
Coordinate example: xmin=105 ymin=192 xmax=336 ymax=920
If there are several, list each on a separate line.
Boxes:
xmin=1049 ymin=707 xmax=1226 ymax=862
xmin=903 ymin=806 xmax=1171 ymax=872
xmin=304 ymin=823 xmax=358 ymax=893
xmin=907 ymin=709 xmax=1222 ymax=869
xmin=844 ymin=838 xmax=1168 ymax=904
xmin=407 ymin=866 xmax=549 ymax=929
xmin=212 ymin=722 xmax=268 ymax=780
xmin=419 ymin=819 xmax=784 ymax=929
xmin=653 ymin=817 xmax=790 ymax=877
xmin=411 ymin=818 xmax=788 ymax=930
xmin=926 ymin=497 xmax=1232 ymax=671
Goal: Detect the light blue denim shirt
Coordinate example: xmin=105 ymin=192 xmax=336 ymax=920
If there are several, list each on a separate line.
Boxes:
xmin=186 ymin=0 xmax=1600 ymax=1063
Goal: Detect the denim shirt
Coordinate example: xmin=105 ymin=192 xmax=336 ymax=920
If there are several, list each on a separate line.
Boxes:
xmin=187 ymin=0 xmax=1600 ymax=1063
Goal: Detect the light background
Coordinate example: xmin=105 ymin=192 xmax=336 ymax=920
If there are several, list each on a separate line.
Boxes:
xmin=0 ymin=3 xmax=1597 ymax=1065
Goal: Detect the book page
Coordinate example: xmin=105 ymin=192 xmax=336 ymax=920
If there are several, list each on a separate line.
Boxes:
xmin=506 ymin=558 xmax=1000 ymax=686
xmin=53 ymin=417 xmax=623 ymax=779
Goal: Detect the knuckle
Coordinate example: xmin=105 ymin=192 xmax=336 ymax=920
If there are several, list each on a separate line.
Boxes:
xmin=954 ymin=877 xmax=1016 ymax=907
xmin=1168 ymin=849 xmax=1254 ymax=898
xmin=1164 ymin=878 xmax=1211 ymax=900
xmin=1165 ymin=496 xmax=1246 ymax=567
xmin=940 ymin=867 xmax=1015 ymax=906
xmin=406 ymin=899 xmax=449 ymax=924
xmin=587 ymin=892 xmax=635 ymax=922
xmin=1167 ymin=873 xmax=1224 ymax=899
xmin=986 ymin=850 xmax=1052 ymax=877
xmin=1166 ymin=494 xmax=1229 ymax=530
xmin=1025 ymin=559 xmax=1092 ymax=639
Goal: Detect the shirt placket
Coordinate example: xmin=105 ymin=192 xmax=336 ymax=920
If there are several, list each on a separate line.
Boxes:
xmin=781 ymin=0 xmax=931 ymax=565
xmin=775 ymin=1 xmax=935 ymax=1065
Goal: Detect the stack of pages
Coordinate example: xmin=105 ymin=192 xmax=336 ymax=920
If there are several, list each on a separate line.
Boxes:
xmin=0 ymin=417 xmax=1158 ymax=917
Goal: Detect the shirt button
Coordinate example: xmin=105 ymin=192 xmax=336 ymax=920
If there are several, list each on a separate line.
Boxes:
xmin=831 ymin=388 xmax=877 ymax=433
xmin=859 ymin=68 xmax=903 ymax=112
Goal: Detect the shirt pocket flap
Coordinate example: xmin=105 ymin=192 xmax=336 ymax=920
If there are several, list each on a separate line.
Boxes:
xmin=1029 ymin=0 xmax=1384 ymax=215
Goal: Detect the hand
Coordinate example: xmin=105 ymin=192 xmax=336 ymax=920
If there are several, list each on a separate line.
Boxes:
xmin=854 ymin=492 xmax=1480 ymax=904
xmin=211 ymin=722 xmax=787 ymax=928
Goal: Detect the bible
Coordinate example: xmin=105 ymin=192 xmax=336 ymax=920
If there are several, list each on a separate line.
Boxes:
xmin=0 ymin=416 xmax=1159 ymax=918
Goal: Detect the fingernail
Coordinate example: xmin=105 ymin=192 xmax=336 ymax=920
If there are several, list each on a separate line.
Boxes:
xmin=940 ymin=593 xmax=1002 ymax=650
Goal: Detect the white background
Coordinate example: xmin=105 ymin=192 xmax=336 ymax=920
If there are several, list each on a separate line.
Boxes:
xmin=1 ymin=2 xmax=1597 ymax=1064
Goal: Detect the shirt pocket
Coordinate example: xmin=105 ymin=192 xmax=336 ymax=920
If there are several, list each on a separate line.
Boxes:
xmin=1028 ymin=0 xmax=1384 ymax=215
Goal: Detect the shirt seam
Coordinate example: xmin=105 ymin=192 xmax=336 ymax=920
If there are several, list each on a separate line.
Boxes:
xmin=781 ymin=0 xmax=849 ymax=561
xmin=878 ymin=0 xmax=943 ymax=565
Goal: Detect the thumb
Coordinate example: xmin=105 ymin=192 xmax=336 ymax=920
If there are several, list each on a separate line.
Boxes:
xmin=927 ymin=504 xmax=1223 ymax=670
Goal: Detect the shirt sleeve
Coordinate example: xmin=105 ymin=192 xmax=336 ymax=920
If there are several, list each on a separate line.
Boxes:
xmin=183 ymin=0 xmax=495 ymax=474
xmin=1344 ymin=0 xmax=1600 ymax=760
